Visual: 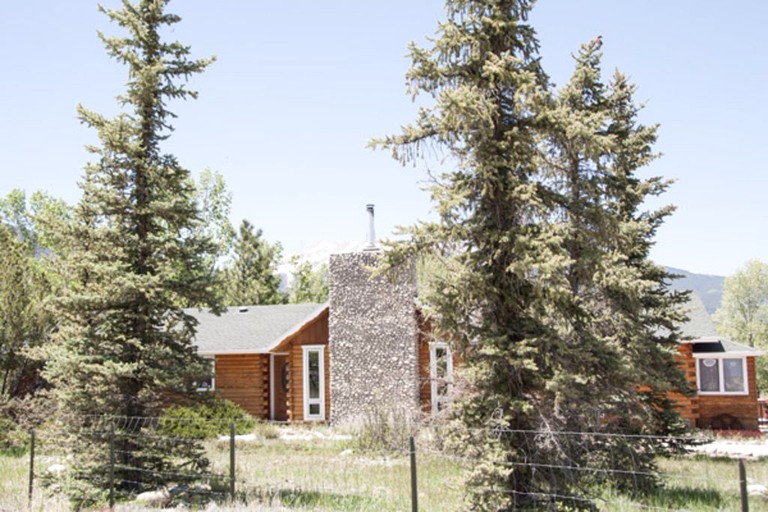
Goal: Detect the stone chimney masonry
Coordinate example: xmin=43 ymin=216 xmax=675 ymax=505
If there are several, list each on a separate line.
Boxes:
xmin=328 ymin=250 xmax=420 ymax=426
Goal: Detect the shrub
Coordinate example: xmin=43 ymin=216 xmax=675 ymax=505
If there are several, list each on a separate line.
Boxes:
xmin=159 ymin=399 xmax=256 ymax=439
xmin=0 ymin=394 xmax=57 ymax=427
xmin=353 ymin=404 xmax=419 ymax=454
xmin=254 ymin=421 xmax=280 ymax=440
xmin=0 ymin=416 xmax=28 ymax=455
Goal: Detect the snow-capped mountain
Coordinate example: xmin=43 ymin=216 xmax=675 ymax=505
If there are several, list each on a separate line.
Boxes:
xmin=277 ymin=240 xmax=371 ymax=290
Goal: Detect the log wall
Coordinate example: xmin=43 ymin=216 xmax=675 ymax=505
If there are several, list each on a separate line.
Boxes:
xmin=214 ymin=354 xmax=270 ymax=419
xmin=274 ymin=309 xmax=330 ymax=422
xmin=697 ymin=356 xmax=760 ymax=430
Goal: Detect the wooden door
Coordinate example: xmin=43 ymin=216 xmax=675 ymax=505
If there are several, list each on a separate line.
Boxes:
xmin=272 ymin=354 xmax=289 ymax=421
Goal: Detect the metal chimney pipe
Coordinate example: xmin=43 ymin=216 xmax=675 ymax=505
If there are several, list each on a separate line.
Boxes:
xmin=365 ymin=204 xmax=377 ymax=250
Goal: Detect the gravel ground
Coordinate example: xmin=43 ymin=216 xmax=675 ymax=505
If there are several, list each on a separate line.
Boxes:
xmin=691 ymin=438 xmax=768 ymax=459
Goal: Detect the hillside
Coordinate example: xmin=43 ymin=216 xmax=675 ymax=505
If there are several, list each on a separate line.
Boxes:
xmin=667 ymin=267 xmax=725 ymax=315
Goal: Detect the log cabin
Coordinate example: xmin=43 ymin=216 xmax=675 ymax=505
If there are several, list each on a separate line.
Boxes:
xmin=674 ymin=294 xmax=763 ymax=430
xmin=189 ymin=250 xmax=762 ymax=430
xmin=188 ymin=248 xmax=449 ymax=424
xmin=191 ymin=303 xmax=330 ymax=422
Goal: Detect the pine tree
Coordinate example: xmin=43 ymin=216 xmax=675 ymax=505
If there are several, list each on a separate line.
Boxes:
xmin=44 ymin=0 xmax=218 ymax=506
xmin=375 ymin=1 xmax=566 ymax=508
xmin=375 ymin=1 xmax=688 ymax=509
xmin=543 ymin=39 xmax=691 ymax=492
xmin=599 ymin=68 xmax=691 ymax=436
xmin=222 ymin=220 xmax=286 ymax=306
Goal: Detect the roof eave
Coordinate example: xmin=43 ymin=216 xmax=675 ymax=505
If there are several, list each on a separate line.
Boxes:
xmin=199 ymin=349 xmax=269 ymax=356
xmin=265 ymin=303 xmax=329 ymax=352
xmin=692 ymin=351 xmax=764 ymax=357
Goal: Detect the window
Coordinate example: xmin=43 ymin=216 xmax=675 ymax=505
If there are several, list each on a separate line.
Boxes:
xmin=697 ymin=357 xmax=747 ymax=394
xmin=429 ymin=342 xmax=453 ymax=415
xmin=195 ymin=357 xmax=215 ymax=392
xmin=302 ymin=346 xmax=325 ymax=421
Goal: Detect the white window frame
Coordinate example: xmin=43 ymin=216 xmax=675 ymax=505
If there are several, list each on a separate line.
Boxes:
xmin=429 ymin=342 xmax=453 ymax=415
xmin=695 ymin=355 xmax=749 ymax=395
xmin=196 ymin=357 xmax=215 ymax=392
xmin=302 ymin=345 xmax=326 ymax=421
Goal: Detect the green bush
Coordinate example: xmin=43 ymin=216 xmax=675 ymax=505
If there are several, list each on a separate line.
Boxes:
xmin=0 ymin=416 xmax=28 ymax=455
xmin=159 ymin=399 xmax=256 ymax=439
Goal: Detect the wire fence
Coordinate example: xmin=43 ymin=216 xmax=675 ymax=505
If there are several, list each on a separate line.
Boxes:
xmin=4 ymin=417 xmax=766 ymax=511
xmin=412 ymin=425 xmax=761 ymax=511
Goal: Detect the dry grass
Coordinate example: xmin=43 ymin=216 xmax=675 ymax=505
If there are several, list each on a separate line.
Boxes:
xmin=3 ymin=426 xmax=768 ymax=511
xmin=599 ymin=457 xmax=768 ymax=511
xmin=0 ymin=425 xmax=464 ymax=511
xmin=205 ymin=425 xmax=464 ymax=511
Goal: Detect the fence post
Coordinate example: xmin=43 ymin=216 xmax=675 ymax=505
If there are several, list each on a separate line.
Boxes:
xmin=109 ymin=424 xmax=115 ymax=511
xmin=230 ymin=422 xmax=236 ymax=501
xmin=739 ymin=459 xmax=748 ymax=512
xmin=410 ymin=435 xmax=418 ymax=512
xmin=28 ymin=428 xmax=35 ymax=507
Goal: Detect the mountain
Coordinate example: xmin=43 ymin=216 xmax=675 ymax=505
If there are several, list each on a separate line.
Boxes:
xmin=280 ymin=240 xmax=370 ymax=270
xmin=279 ymin=243 xmax=727 ymax=315
xmin=667 ymin=267 xmax=725 ymax=315
xmin=277 ymin=241 xmax=370 ymax=290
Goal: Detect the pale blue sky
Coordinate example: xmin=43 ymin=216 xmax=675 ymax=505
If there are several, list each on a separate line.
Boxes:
xmin=2 ymin=1 xmax=766 ymax=276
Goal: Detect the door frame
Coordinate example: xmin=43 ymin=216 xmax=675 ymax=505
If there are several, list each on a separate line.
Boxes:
xmin=269 ymin=352 xmax=289 ymax=420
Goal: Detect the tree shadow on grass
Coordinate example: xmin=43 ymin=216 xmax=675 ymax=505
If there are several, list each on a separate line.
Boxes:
xmin=640 ymin=485 xmax=723 ymax=510
xmin=242 ymin=486 xmax=381 ymax=510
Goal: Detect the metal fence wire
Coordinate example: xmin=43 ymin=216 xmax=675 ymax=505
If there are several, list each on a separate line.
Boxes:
xmin=13 ymin=417 xmax=764 ymax=511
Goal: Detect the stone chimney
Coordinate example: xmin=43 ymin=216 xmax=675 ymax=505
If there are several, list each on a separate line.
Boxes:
xmin=328 ymin=209 xmax=420 ymax=426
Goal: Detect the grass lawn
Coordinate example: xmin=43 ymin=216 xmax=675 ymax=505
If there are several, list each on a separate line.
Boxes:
xmin=204 ymin=427 xmax=465 ymax=511
xmin=602 ymin=457 xmax=768 ymax=511
xmin=2 ymin=426 xmax=768 ymax=511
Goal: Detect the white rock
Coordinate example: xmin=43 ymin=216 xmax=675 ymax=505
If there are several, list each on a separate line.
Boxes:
xmin=748 ymin=484 xmax=768 ymax=496
xmin=46 ymin=464 xmax=66 ymax=475
xmin=340 ymin=449 xmax=353 ymax=457
xmin=134 ymin=489 xmax=171 ymax=507
xmin=217 ymin=433 xmax=256 ymax=442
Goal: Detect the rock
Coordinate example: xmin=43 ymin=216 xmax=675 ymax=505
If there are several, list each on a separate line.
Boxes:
xmin=340 ymin=449 xmax=353 ymax=457
xmin=46 ymin=463 xmax=66 ymax=476
xmin=134 ymin=489 xmax=171 ymax=507
xmin=748 ymin=484 xmax=768 ymax=496
xmin=218 ymin=433 xmax=256 ymax=442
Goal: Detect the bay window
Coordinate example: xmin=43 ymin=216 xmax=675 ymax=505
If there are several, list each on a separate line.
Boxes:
xmin=697 ymin=357 xmax=747 ymax=394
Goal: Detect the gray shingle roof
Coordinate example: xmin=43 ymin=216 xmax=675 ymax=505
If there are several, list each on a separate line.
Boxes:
xmin=187 ymin=303 xmax=327 ymax=355
xmin=679 ymin=292 xmax=718 ymax=339
xmin=679 ymin=293 xmax=763 ymax=356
